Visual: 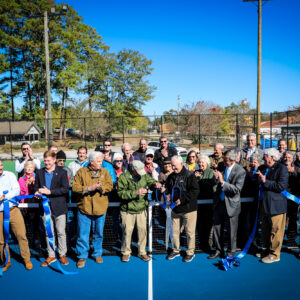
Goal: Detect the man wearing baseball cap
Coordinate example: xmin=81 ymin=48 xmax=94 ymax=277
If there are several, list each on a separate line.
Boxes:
xmin=144 ymin=149 xmax=160 ymax=181
xmin=117 ymin=160 xmax=161 ymax=262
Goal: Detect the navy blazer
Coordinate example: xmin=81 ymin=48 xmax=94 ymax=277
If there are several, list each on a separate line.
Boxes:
xmin=262 ymin=162 xmax=289 ymax=215
xmin=34 ymin=166 xmax=69 ymax=217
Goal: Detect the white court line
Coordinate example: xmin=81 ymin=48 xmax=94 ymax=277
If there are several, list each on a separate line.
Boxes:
xmin=148 ymin=203 xmax=154 ymax=300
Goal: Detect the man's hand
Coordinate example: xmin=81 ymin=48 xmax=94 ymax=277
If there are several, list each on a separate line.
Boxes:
xmin=38 ymin=186 xmax=51 ymax=195
xmin=148 ymin=165 xmax=155 ymax=174
xmin=175 ymin=199 xmax=181 ymax=206
xmin=194 ymin=171 xmax=200 ymax=177
xmin=136 ymin=188 xmax=147 ymax=195
xmin=0 ymin=195 xmax=5 ymax=201
xmin=155 ymin=182 xmax=162 ymax=189
xmin=256 ymin=171 xmax=266 ymax=183
xmin=88 ymin=183 xmax=98 ymax=192
xmin=214 ymin=170 xmax=224 ymax=184
xmin=160 ymin=186 xmax=166 ymax=193
xmin=95 ymin=181 xmax=102 ymax=191
xmin=28 ymin=148 xmax=34 ymax=159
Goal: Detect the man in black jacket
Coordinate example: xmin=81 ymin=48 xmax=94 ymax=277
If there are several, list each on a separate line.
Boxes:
xmin=34 ymin=150 xmax=69 ymax=267
xmin=163 ymin=155 xmax=199 ymax=262
xmin=154 ymin=136 xmax=177 ymax=170
xmin=257 ymin=148 xmax=289 ymax=263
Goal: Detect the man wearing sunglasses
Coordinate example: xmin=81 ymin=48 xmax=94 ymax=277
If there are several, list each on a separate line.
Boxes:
xmin=154 ymin=136 xmax=177 ymax=170
xmin=102 ymin=140 xmax=115 ymax=163
xmin=15 ymin=143 xmax=41 ymax=178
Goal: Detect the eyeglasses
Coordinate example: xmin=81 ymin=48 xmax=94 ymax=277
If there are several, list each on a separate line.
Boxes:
xmin=146 ymin=155 xmax=154 ymax=158
xmin=104 ymin=144 xmax=111 ymax=147
xmin=57 ymin=159 xmax=66 ymax=162
xmin=22 ymin=147 xmax=30 ymax=151
xmin=114 ymin=160 xmax=123 ymax=163
xmin=160 ymin=140 xmax=167 ymax=143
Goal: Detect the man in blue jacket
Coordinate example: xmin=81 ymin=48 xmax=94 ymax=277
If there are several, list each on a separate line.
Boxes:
xmin=34 ymin=151 xmax=69 ymax=267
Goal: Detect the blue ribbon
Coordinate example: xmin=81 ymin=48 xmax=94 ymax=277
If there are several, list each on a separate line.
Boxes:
xmin=0 ymin=191 xmax=9 ymax=277
xmin=221 ymin=198 xmax=260 ymax=271
xmin=281 ymin=190 xmax=300 ymax=205
xmin=1 ymin=194 xmax=78 ymax=275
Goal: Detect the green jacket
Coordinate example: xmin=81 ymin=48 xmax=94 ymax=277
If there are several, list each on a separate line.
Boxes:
xmin=117 ymin=170 xmax=157 ymax=213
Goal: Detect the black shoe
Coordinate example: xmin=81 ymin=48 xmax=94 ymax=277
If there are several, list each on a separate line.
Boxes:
xmin=166 ymin=252 xmax=180 ymax=260
xmin=183 ymin=254 xmax=195 ymax=263
xmin=207 ymin=251 xmax=222 ymax=259
xmin=255 ymin=249 xmax=269 ymax=258
xmin=287 ymin=241 xmax=299 ymax=250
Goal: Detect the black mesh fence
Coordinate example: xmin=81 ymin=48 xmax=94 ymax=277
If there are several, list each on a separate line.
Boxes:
xmin=1 ymin=110 xmax=299 ymax=160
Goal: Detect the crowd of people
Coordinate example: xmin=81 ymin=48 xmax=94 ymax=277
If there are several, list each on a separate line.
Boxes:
xmin=0 ymin=134 xmax=299 ymax=273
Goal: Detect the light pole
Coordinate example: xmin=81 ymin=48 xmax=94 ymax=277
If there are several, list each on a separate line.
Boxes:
xmin=243 ymin=0 xmax=270 ymax=147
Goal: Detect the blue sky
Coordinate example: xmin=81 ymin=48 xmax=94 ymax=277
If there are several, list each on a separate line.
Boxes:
xmin=63 ymin=0 xmax=300 ymax=115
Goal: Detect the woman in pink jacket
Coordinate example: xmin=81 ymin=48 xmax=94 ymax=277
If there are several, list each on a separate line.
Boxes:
xmin=18 ymin=161 xmax=41 ymax=252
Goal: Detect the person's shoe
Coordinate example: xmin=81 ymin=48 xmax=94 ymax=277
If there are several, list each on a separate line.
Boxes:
xmin=227 ymin=252 xmax=235 ymax=258
xmin=77 ymin=259 xmax=86 ymax=268
xmin=41 ymin=257 xmax=57 ymax=267
xmin=121 ymin=255 xmax=130 ymax=262
xmin=261 ymin=255 xmax=280 ymax=264
xmin=287 ymin=241 xmax=299 ymax=250
xmin=3 ymin=262 xmax=11 ymax=273
xmin=138 ymin=254 xmax=151 ymax=262
xmin=207 ymin=251 xmax=222 ymax=259
xmin=59 ymin=255 xmax=69 ymax=266
xmin=95 ymin=257 xmax=103 ymax=264
xmin=183 ymin=254 xmax=195 ymax=263
xmin=166 ymin=252 xmax=180 ymax=260
xmin=256 ymin=250 xmax=269 ymax=258
xmin=25 ymin=260 xmax=33 ymax=270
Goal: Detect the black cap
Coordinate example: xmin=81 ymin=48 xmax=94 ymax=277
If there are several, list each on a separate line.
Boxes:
xmin=56 ymin=150 xmax=66 ymax=160
xmin=163 ymin=157 xmax=172 ymax=164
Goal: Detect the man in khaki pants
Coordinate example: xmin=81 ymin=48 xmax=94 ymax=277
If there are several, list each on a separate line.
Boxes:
xmin=0 ymin=160 xmax=33 ymax=272
xmin=117 ymin=160 xmax=161 ymax=262
xmin=163 ymin=156 xmax=199 ymax=263
xmin=256 ymin=148 xmax=289 ymax=263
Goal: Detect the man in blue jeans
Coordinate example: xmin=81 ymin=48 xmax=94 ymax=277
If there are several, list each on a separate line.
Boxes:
xmin=72 ymin=152 xmax=113 ymax=268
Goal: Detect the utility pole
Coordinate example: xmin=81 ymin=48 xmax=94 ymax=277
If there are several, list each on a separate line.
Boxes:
xmin=44 ymin=10 xmax=53 ymax=146
xmin=243 ymin=0 xmax=270 ymax=147
xmin=177 ymin=95 xmax=181 ymax=132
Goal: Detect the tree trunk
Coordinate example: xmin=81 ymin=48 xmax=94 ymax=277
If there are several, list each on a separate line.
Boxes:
xmin=59 ymin=87 xmax=66 ymax=141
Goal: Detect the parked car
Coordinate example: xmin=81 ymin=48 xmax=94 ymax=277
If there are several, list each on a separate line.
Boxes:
xmin=147 ymin=141 xmax=188 ymax=157
xmin=66 ymin=128 xmax=81 ymax=135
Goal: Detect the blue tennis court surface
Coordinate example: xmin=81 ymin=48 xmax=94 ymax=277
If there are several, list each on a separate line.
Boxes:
xmin=1 ymin=251 xmax=299 ymax=300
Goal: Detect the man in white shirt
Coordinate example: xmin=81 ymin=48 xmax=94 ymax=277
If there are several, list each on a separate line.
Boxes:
xmin=0 ymin=160 xmax=33 ymax=272
xmin=15 ymin=142 xmax=40 ymax=178
xmin=241 ymin=133 xmax=263 ymax=162
xmin=68 ymin=146 xmax=89 ymax=177
xmin=208 ymin=149 xmax=246 ymax=259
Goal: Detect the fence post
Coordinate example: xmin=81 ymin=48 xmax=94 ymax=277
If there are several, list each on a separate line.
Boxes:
xmin=198 ymin=114 xmax=201 ymax=150
xmin=286 ymin=111 xmax=289 ymax=150
xmin=161 ymin=116 xmax=163 ymax=136
xmin=236 ymin=114 xmax=240 ymax=148
xmin=270 ymin=112 xmax=272 ymax=147
xmin=84 ymin=118 xmax=86 ymax=148
xmin=122 ymin=116 xmax=125 ymax=144
xmin=253 ymin=113 xmax=256 ymax=134
xmin=9 ymin=120 xmax=13 ymax=160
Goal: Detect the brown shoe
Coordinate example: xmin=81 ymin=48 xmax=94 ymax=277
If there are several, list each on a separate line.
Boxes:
xmin=121 ymin=255 xmax=130 ymax=262
xmin=59 ymin=255 xmax=69 ymax=266
xmin=95 ymin=257 xmax=103 ymax=264
xmin=25 ymin=260 xmax=33 ymax=270
xmin=41 ymin=257 xmax=56 ymax=267
xmin=138 ymin=254 xmax=151 ymax=262
xmin=3 ymin=262 xmax=12 ymax=273
xmin=77 ymin=259 xmax=86 ymax=269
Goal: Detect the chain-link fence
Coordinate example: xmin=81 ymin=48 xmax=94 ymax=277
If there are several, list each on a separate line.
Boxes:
xmin=1 ymin=110 xmax=299 ymax=158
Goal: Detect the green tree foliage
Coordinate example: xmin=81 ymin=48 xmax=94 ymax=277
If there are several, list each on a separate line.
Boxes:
xmin=0 ymin=0 xmax=155 ymax=131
